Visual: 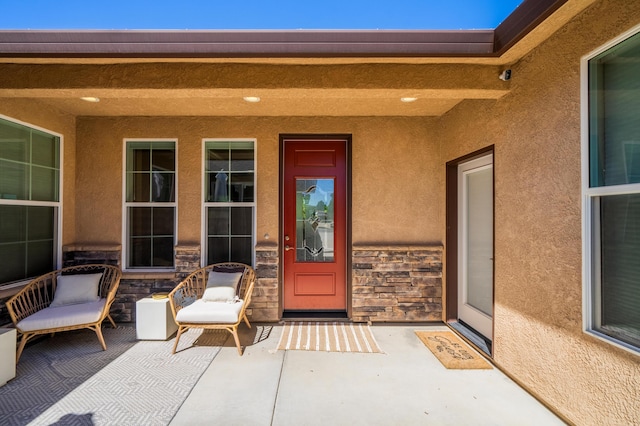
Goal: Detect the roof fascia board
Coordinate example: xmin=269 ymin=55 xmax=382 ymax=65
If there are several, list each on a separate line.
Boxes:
xmin=494 ymin=0 xmax=568 ymax=55
xmin=0 ymin=0 xmax=569 ymax=58
xmin=0 ymin=30 xmax=495 ymax=58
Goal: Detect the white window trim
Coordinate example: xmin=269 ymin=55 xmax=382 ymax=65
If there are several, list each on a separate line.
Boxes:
xmin=581 ymin=23 xmax=640 ymax=355
xmin=0 ymin=113 xmax=63 ymax=271
xmin=122 ymin=138 xmax=178 ymax=272
xmin=201 ymin=138 xmax=257 ymax=267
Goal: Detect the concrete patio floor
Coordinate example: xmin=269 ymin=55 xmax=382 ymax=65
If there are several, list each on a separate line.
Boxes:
xmin=170 ymin=323 xmax=565 ymax=426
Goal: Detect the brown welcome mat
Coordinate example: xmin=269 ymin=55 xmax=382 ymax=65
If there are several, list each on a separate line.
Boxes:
xmin=415 ymin=330 xmax=492 ymax=369
xmin=277 ymin=322 xmax=383 ymax=353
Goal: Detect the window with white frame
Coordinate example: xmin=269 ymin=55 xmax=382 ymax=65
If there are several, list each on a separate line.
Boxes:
xmin=584 ymin=28 xmax=640 ymax=351
xmin=0 ymin=116 xmax=60 ymax=285
xmin=124 ymin=140 xmax=176 ymax=269
xmin=204 ymin=140 xmax=255 ymax=266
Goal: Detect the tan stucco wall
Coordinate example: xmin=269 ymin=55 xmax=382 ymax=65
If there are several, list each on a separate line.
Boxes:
xmin=75 ymin=116 xmax=442 ymax=248
xmin=439 ymin=1 xmax=640 ymax=424
xmin=0 ymin=99 xmax=77 ymax=249
xmin=3 ymin=1 xmax=638 ymax=422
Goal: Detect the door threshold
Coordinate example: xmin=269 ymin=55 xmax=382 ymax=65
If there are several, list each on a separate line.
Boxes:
xmin=448 ymin=320 xmax=492 ymax=357
xmin=282 ymin=311 xmax=349 ymax=321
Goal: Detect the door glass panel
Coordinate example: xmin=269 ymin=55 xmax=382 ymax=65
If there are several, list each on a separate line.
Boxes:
xmin=296 ymin=178 xmax=334 ymax=262
xmin=465 ymin=167 xmax=493 ymax=316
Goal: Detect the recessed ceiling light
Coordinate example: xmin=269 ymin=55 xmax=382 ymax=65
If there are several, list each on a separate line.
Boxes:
xmin=400 ymin=97 xmax=418 ymax=103
xmin=243 ymin=96 xmax=261 ymax=103
xmin=80 ymin=97 xmax=100 ymax=103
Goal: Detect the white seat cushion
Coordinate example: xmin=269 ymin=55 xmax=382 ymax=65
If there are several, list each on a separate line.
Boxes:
xmin=175 ymin=299 xmax=244 ymax=324
xmin=17 ymin=299 xmax=106 ymax=332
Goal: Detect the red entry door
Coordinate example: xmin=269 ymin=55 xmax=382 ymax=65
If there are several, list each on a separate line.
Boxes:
xmin=283 ymin=139 xmax=347 ymax=311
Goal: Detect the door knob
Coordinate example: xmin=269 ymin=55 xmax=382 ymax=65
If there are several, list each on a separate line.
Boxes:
xmin=285 ymin=245 xmax=293 ymax=251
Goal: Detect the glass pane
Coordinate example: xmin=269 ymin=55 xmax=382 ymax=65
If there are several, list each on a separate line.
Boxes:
xmin=0 ymin=205 xmax=26 ymax=243
xmin=0 ymin=119 xmax=29 ymax=163
xmin=28 ymin=206 xmax=55 ymax=240
xmin=205 ymin=172 xmax=215 ymax=202
xmin=599 ymin=193 xmax=640 ymax=347
xmin=210 ymin=171 xmax=229 ymax=202
xmin=295 ymin=178 xmax=334 ymax=262
xmin=207 ymin=149 xmax=230 ymax=173
xmin=151 ymin=172 xmax=174 ymax=202
xmin=0 ymin=205 xmax=55 ymax=283
xmin=231 ymin=237 xmax=252 ymax=265
xmin=31 ymin=166 xmax=58 ymax=201
xmin=231 ymin=207 xmax=252 ymax=235
xmin=152 ymin=149 xmax=175 ymax=171
xmin=26 ymin=240 xmax=54 ymax=278
xmin=131 ymin=148 xmax=150 ymax=172
xmin=0 ymin=160 xmax=28 ymax=200
xmin=31 ymin=131 xmax=59 ymax=168
xmin=152 ymin=237 xmax=174 ymax=267
xmin=208 ymin=207 xmax=230 ymax=235
xmin=589 ymin=32 xmax=640 ymax=187
xmin=231 ymin=148 xmax=254 ymax=172
xmin=0 ymin=243 xmax=26 ymax=283
xmin=208 ymin=236 xmax=230 ymax=264
xmin=152 ymin=207 xmax=175 ymax=236
xmin=465 ymin=167 xmax=494 ymax=317
xmin=129 ymin=237 xmax=151 ymax=267
xmin=230 ymin=173 xmax=254 ymax=202
xmin=129 ymin=172 xmax=151 ymax=202
xmin=129 ymin=207 xmax=151 ymax=236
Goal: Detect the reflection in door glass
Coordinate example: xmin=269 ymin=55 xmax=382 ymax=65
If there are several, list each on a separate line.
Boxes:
xmin=296 ymin=179 xmax=334 ymax=262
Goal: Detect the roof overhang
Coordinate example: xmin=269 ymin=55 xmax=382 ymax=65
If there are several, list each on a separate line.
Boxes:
xmin=0 ymin=0 xmax=597 ymax=117
xmin=0 ymin=0 xmax=593 ymax=62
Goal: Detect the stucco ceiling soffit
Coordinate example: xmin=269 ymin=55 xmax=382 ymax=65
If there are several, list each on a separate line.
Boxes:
xmin=0 ymin=88 xmax=508 ymax=100
xmin=26 ymin=96 xmax=468 ymax=117
xmin=0 ymin=63 xmax=507 ymax=92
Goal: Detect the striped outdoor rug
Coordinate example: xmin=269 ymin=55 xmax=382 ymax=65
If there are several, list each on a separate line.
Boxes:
xmin=277 ymin=321 xmax=383 ymax=353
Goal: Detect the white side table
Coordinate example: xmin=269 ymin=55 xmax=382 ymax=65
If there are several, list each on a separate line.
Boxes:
xmin=0 ymin=328 xmax=17 ymax=386
xmin=136 ymin=297 xmax=178 ymax=340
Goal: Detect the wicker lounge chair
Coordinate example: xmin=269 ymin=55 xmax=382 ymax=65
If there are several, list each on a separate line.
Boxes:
xmin=169 ymin=262 xmax=256 ymax=355
xmin=6 ymin=264 xmax=122 ymax=361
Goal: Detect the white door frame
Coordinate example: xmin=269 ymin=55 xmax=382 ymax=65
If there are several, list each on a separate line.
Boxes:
xmin=457 ymin=153 xmax=494 ymax=339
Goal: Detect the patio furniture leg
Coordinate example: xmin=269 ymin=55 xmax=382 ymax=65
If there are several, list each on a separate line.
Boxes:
xmin=230 ymin=328 xmax=243 ymax=355
xmin=107 ymin=314 xmax=117 ymax=328
xmin=172 ymin=326 xmax=186 ymax=354
xmin=242 ymin=314 xmax=251 ymax=329
xmin=15 ymin=333 xmax=30 ymax=362
xmin=94 ymin=326 xmax=107 ymax=351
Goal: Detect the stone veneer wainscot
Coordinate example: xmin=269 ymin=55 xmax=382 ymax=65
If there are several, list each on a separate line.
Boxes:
xmin=351 ymin=245 xmax=443 ymax=323
xmin=59 ymin=243 xmax=442 ymax=324
xmin=251 ymin=242 xmax=280 ymax=322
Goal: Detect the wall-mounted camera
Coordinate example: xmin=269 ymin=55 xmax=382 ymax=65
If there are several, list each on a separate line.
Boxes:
xmin=499 ymin=69 xmax=512 ymax=81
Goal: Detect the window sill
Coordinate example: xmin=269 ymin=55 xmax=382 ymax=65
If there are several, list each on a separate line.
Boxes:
xmin=585 ymin=329 xmax=640 ymax=357
xmin=0 ymin=279 xmax=31 ymax=299
xmin=122 ymin=270 xmax=176 ymax=280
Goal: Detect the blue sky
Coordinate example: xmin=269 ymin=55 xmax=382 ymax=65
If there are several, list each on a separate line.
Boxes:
xmin=0 ymin=0 xmax=523 ymax=30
